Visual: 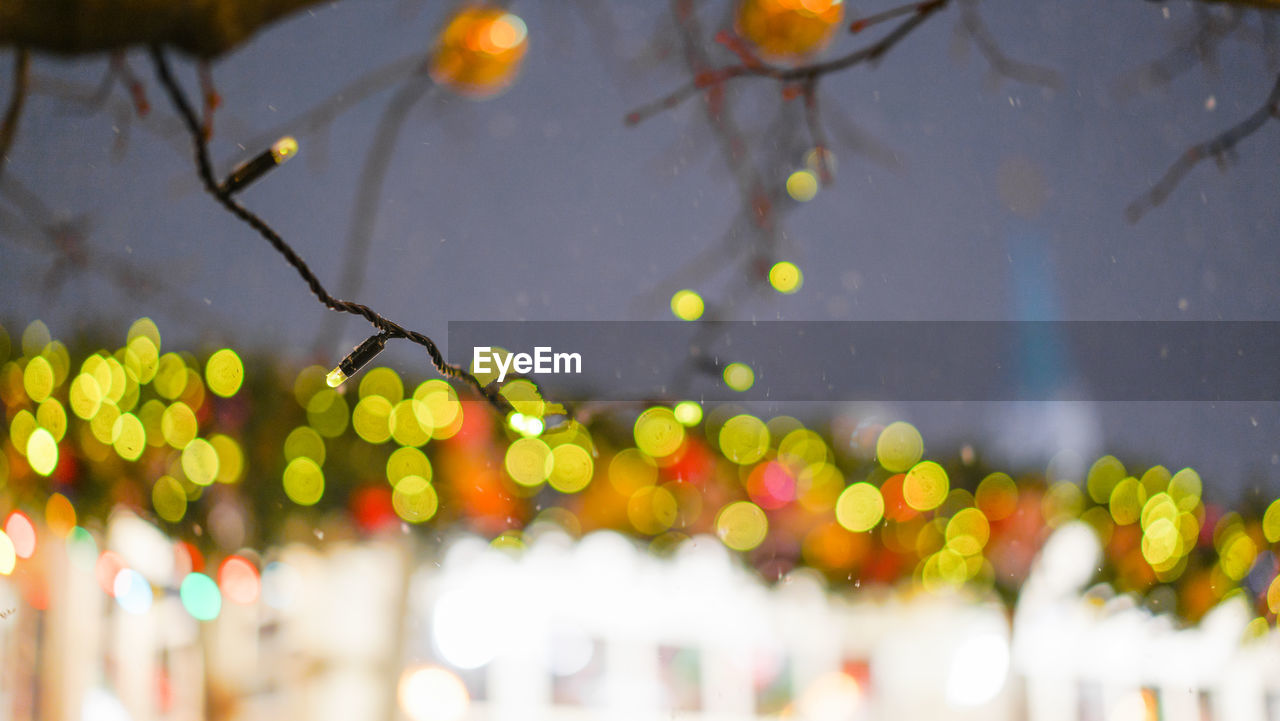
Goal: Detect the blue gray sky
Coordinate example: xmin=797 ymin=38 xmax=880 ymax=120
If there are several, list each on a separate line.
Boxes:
xmin=2 ymin=0 xmax=1278 ymax=498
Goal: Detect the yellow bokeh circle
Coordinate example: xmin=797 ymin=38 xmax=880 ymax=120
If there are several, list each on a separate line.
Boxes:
xmin=205 ymin=349 xmax=244 ymax=398
xmin=284 ymin=426 xmax=326 ymax=465
xmin=23 ymin=355 xmax=54 ymax=402
xmin=876 ymin=421 xmax=923 ymax=472
xmin=715 ymin=501 xmax=769 ymax=551
xmin=352 ymin=395 xmax=393 ymax=444
xmin=360 ymin=367 xmax=404 ymax=404
xmin=161 ymin=402 xmax=198 ymax=449
xmin=392 ymin=476 xmax=439 ymax=524
xmin=26 ymin=427 xmax=59 ymax=476
xmin=37 ymin=398 xmax=67 ymax=442
xmin=549 ymin=444 xmax=594 ymax=494
xmin=671 ymin=290 xmax=705 ymax=321
xmin=718 ymin=414 xmax=770 ymax=465
xmin=283 ymin=457 xmax=325 ymax=506
xmin=181 ymin=438 xmax=220 ymax=486
xmin=505 ymin=437 xmax=553 ymax=486
xmin=903 ymin=461 xmax=948 ymax=511
xmin=112 ymin=413 xmax=147 ymax=461
xmin=152 ymin=475 xmax=187 ymax=523
xmin=786 ymin=170 xmax=819 ymax=202
xmin=387 ymin=446 xmax=433 ymax=485
xmin=1262 ymin=498 xmax=1280 ymax=544
xmin=628 ymin=486 xmax=679 ymax=535
xmin=945 ymin=508 xmax=990 ymax=557
xmin=634 ymin=407 xmax=685 ymax=458
xmin=768 ymin=261 xmax=803 ymax=293
xmin=389 ymin=399 xmax=432 ymax=447
xmin=834 ymin=482 xmax=883 ymax=532
xmin=723 ymin=363 xmax=755 ymax=392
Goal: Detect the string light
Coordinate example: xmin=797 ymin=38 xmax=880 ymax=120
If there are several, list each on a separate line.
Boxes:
xmin=150 ymin=48 xmax=526 ymax=415
xmin=327 ymin=333 xmax=389 ymax=388
xmin=218 ymin=136 xmax=298 ymax=195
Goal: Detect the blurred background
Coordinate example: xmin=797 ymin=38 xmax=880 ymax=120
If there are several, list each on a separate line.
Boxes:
xmin=1 ymin=0 xmax=1279 ymax=719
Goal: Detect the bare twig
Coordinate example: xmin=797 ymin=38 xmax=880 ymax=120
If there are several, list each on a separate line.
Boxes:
xmin=0 ymin=49 xmax=30 ymax=176
xmin=800 ymin=80 xmax=833 ymax=184
xmin=821 ymin=94 xmax=901 ymax=170
xmin=957 ymin=0 xmax=1061 ymax=88
xmin=0 ymin=176 xmax=227 ymax=318
xmin=626 ymin=0 xmax=951 ymax=127
xmin=1126 ymin=71 xmax=1280 ymax=223
xmin=1113 ymin=6 xmax=1243 ymax=99
xmin=239 ymin=53 xmax=426 ymax=156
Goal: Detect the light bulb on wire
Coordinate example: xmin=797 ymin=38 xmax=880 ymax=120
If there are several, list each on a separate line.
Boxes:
xmin=327 ymin=333 xmax=389 ymax=388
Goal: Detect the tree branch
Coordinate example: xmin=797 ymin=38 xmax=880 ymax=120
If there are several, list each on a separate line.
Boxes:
xmin=0 ymin=49 xmax=30 ymax=177
xmin=1126 ymin=70 xmax=1280 ymax=222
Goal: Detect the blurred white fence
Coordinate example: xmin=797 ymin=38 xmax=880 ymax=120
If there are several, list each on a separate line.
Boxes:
xmin=1 ymin=513 xmax=1277 ymax=721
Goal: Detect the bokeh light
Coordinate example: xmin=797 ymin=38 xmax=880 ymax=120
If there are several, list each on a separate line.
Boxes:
xmin=835 ymin=482 xmax=884 ymax=532
xmin=4 ymin=512 xmax=35 ymax=559
xmin=673 ymin=400 xmax=703 ymax=426
xmin=181 ymin=438 xmax=220 ymax=486
xmin=736 ymin=0 xmax=844 ymax=59
xmin=152 ymin=476 xmax=188 ymax=523
xmin=903 ymin=460 xmax=948 ymax=511
xmin=26 ymin=427 xmax=58 ymax=476
xmin=718 ymin=414 xmax=769 ymax=464
xmin=45 ymin=493 xmax=76 ymax=537
xmin=505 ymin=437 xmax=553 ymax=486
xmin=549 ymin=444 xmax=593 ymax=493
xmin=428 ymin=7 xmax=529 ymax=98
xmin=398 ymin=665 xmax=470 ymax=721
xmin=180 ymin=572 xmax=222 ymax=621
xmin=670 ymin=289 xmax=705 ymax=321
xmin=975 ymin=472 xmax=1018 ymax=520
xmin=876 ymin=421 xmax=923 ymax=472
xmin=768 ymin=261 xmax=803 ymax=293
xmin=387 ymin=446 xmax=433 ymax=485
xmin=634 ymin=407 xmax=685 ymax=458
xmin=723 ymin=362 xmax=755 ymax=392
xmin=715 ymin=501 xmax=768 ymax=551
xmin=785 ymin=170 xmax=819 ymax=201
xmin=284 ymin=426 xmax=326 ymax=465
xmin=393 ymin=476 xmax=439 ymax=523
xmin=205 ymin=349 xmax=244 ymax=398
xmin=218 ymin=556 xmax=261 ymax=605
xmin=0 ymin=531 xmax=15 ymax=575
xmin=112 ymin=568 xmax=153 ymax=615
xmin=283 ymin=457 xmax=325 ymax=506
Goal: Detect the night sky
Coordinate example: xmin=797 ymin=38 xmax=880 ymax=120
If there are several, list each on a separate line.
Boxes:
xmin=3 ymin=0 xmax=1279 ymax=498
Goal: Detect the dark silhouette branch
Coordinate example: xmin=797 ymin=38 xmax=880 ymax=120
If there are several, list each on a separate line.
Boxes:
xmin=0 ymin=0 xmax=330 ymax=58
xmin=1113 ymin=6 xmax=1243 ymax=99
xmin=239 ymin=53 xmax=427 ymax=160
xmin=0 ymin=175 xmax=227 ymax=318
xmin=1126 ymin=70 xmax=1280 ymax=222
xmin=956 ymin=0 xmax=1061 ymax=88
xmin=626 ymin=1 xmax=951 ymax=127
xmin=0 ymin=49 xmax=30 ymax=177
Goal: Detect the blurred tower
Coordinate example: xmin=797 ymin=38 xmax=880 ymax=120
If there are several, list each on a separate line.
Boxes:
xmin=987 ymin=155 xmax=1099 ymax=467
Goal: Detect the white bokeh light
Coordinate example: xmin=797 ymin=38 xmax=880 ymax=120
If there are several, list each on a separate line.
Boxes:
xmin=945 ymin=632 xmax=1010 ymax=707
xmin=398 ymin=665 xmax=470 ymax=721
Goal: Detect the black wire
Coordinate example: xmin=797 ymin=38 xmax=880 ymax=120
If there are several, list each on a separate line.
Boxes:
xmin=148 ymin=45 xmax=516 ymax=413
